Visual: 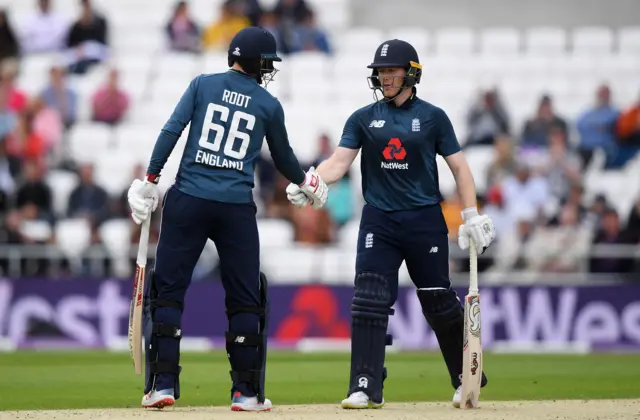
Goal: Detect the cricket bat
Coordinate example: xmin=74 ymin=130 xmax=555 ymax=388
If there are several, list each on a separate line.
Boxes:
xmin=128 ymin=217 xmax=151 ymax=375
xmin=461 ymin=239 xmax=482 ymax=409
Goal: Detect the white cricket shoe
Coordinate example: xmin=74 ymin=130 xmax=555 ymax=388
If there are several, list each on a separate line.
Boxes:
xmin=231 ymin=392 xmax=273 ymax=411
xmin=341 ymin=391 xmax=385 ymax=409
xmin=141 ymin=388 xmax=175 ymax=409
xmin=452 ymin=385 xmax=462 ymax=408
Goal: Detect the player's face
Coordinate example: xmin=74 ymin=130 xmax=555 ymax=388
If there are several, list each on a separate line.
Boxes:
xmin=378 ymin=67 xmax=405 ymax=98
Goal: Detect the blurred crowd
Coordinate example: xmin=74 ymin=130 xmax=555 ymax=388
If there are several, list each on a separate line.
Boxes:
xmin=0 ymin=0 xmax=638 ymax=278
xmin=442 ymin=86 xmax=640 ymax=275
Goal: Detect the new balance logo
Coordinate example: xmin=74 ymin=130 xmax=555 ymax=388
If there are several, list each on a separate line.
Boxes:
xmin=365 ymin=232 xmax=374 ymax=249
xmin=429 ymin=246 xmax=438 ymax=253
xmin=235 ymin=336 xmax=245 ymax=343
xmin=380 ymin=44 xmax=389 ymax=57
xmin=381 ymin=138 xmax=409 ymax=170
xmin=232 ymin=47 xmax=241 ymax=56
xmin=369 ymin=120 xmax=385 ymax=128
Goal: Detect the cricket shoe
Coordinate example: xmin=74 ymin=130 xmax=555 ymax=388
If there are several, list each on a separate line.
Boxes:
xmin=341 ymin=391 xmax=385 ymax=409
xmin=452 ymin=385 xmax=462 ymax=408
xmin=231 ymin=392 xmax=272 ymax=411
xmin=141 ymin=388 xmax=175 ymax=409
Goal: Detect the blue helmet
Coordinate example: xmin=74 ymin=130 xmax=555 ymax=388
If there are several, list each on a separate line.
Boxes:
xmin=228 ymin=26 xmax=282 ymax=86
xmin=366 ymin=39 xmax=422 ymax=100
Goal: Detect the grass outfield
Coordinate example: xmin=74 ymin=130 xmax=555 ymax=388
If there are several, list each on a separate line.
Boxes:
xmin=0 ymin=351 xmax=638 ymax=411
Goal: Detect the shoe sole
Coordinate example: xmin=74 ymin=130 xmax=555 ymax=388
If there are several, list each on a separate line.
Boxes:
xmin=452 ymin=401 xmax=461 ymax=409
xmin=142 ymin=397 xmax=175 ymax=409
xmin=341 ymin=402 xmax=384 ymax=409
xmin=231 ymin=406 xmax=272 ymax=412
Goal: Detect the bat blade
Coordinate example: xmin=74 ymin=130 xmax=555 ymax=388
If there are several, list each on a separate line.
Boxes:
xmin=461 ymin=239 xmax=482 ymax=408
xmin=461 ymin=292 xmax=482 ymax=408
xmin=128 ymin=217 xmax=151 ymax=375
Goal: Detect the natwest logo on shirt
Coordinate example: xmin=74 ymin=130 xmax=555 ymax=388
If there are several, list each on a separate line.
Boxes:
xmin=381 ymin=138 xmax=409 ymax=170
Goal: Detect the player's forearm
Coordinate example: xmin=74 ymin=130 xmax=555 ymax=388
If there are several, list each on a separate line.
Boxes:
xmin=451 ymin=164 xmax=477 ymax=210
xmin=147 ymin=130 xmax=179 ymax=175
xmin=316 ymin=157 xmax=347 ymax=185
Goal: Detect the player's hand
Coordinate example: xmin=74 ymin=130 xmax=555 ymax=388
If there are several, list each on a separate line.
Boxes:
xmin=286 ymin=183 xmax=310 ymax=207
xmin=127 ymin=177 xmax=160 ymax=225
xmin=299 ymin=166 xmax=328 ymax=209
xmin=458 ymin=207 xmax=496 ymax=254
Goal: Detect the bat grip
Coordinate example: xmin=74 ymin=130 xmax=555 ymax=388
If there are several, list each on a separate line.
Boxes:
xmin=469 ymin=238 xmax=478 ymax=292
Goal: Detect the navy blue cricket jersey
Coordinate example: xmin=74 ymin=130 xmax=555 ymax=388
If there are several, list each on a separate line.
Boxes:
xmin=148 ymin=70 xmax=305 ymax=203
xmin=339 ymin=92 xmax=461 ymax=211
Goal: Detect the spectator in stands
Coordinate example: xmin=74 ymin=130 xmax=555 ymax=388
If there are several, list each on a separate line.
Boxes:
xmin=589 ymin=208 xmax=636 ymax=273
xmin=8 ymin=111 xmax=46 ymax=164
xmin=18 ymin=0 xmax=69 ymax=54
xmin=15 ymin=160 xmax=53 ymax=222
xmin=29 ymin=96 xmax=63 ymax=154
xmin=521 ymin=95 xmax=568 ymax=148
xmin=266 ymin=172 xmax=293 ymax=219
xmin=291 ymin=204 xmax=334 ymax=244
xmin=313 ymin=135 xmax=352 ymax=226
xmin=294 ymin=9 xmax=331 ymax=54
xmin=40 ymin=65 xmax=78 ymax=129
xmin=91 ymin=68 xmax=129 ymax=125
xmin=65 ymin=0 xmax=109 ymax=75
xmin=466 ymin=89 xmax=510 ymax=146
xmin=272 ymin=0 xmax=311 ymax=54
xmin=235 ymin=0 xmax=263 ymax=26
xmin=490 ymin=203 xmax=536 ymax=271
xmin=274 ymin=0 xmax=311 ymax=23
xmin=166 ymin=1 xmax=201 ymax=54
xmin=613 ymin=93 xmax=640 ymax=167
xmin=0 ymin=136 xmax=20 ymax=213
xmin=201 ymin=0 xmax=250 ymax=52
xmin=486 ymin=134 xmax=516 ymax=187
xmin=0 ymin=10 xmax=20 ymax=68
xmin=0 ymin=78 xmax=17 ymax=139
xmin=525 ymin=203 xmax=592 ymax=272
xmin=624 ymin=198 xmax=640 ymax=244
xmin=576 ymin=84 xmax=619 ymax=167
xmin=548 ymin=182 xmax=588 ymax=226
xmin=2 ymin=64 xmax=28 ymax=113
xmin=67 ymin=162 xmax=109 ymax=229
xmin=500 ymin=160 xmax=549 ymax=233
xmin=540 ymin=126 xmax=582 ymax=201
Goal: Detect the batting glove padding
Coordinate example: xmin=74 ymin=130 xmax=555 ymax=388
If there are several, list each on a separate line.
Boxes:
xmin=458 ymin=207 xmax=496 ymax=254
xmin=127 ymin=178 xmax=160 ymax=225
xmin=286 ymin=167 xmax=328 ymax=209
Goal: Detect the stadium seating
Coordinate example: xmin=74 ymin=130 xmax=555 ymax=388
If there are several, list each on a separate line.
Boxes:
xmin=3 ymin=0 xmax=640 ymax=280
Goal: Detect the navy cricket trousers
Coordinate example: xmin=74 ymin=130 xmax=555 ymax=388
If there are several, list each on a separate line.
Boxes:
xmin=153 ymin=186 xmax=262 ymax=312
xmin=355 ymin=203 xmax=451 ymax=304
xmin=149 ymin=186 xmax=262 ymax=392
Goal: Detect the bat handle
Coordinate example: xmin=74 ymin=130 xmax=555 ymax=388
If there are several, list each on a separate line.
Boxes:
xmin=469 ymin=238 xmax=478 ymax=292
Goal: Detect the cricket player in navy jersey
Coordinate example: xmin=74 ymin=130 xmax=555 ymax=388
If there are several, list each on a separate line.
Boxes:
xmin=286 ymin=39 xmax=497 ymax=409
xmin=126 ymin=27 xmax=328 ymax=411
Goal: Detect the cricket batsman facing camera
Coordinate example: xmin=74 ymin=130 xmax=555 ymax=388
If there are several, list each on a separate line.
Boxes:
xmin=286 ymin=39 xmax=496 ymax=409
xmin=127 ymin=27 xmax=328 ymax=411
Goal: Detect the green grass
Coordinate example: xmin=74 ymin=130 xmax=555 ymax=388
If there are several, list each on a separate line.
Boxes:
xmin=0 ymin=351 xmax=638 ymax=410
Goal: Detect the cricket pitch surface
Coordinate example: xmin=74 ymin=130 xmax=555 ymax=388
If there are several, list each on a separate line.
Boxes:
xmin=2 ymin=400 xmax=638 ymax=420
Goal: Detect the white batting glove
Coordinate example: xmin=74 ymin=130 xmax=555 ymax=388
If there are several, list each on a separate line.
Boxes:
xmin=286 ymin=183 xmax=310 ymax=207
xmin=458 ymin=207 xmax=496 ymax=254
xmin=298 ymin=167 xmax=328 ymax=209
xmin=127 ymin=177 xmax=160 ymax=225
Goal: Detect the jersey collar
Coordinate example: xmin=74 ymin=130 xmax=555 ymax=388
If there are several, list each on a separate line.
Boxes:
xmin=228 ymin=69 xmax=256 ymax=81
xmin=387 ymin=87 xmax=417 ymax=110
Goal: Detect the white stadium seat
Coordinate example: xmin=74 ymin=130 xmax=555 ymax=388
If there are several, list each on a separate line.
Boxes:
xmin=434 ymin=27 xmax=476 ymax=55
xmin=572 ymin=26 xmax=614 ymax=55
xmin=618 ymin=26 xmax=640 ymax=54
xmin=479 ymin=27 xmax=521 ymax=55
xmin=524 ymin=27 xmax=567 ymax=55
xmin=46 ymin=170 xmax=79 ymax=217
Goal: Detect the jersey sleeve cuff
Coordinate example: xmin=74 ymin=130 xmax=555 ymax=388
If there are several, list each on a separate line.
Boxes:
xmin=146 ymin=174 xmax=160 ymax=184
